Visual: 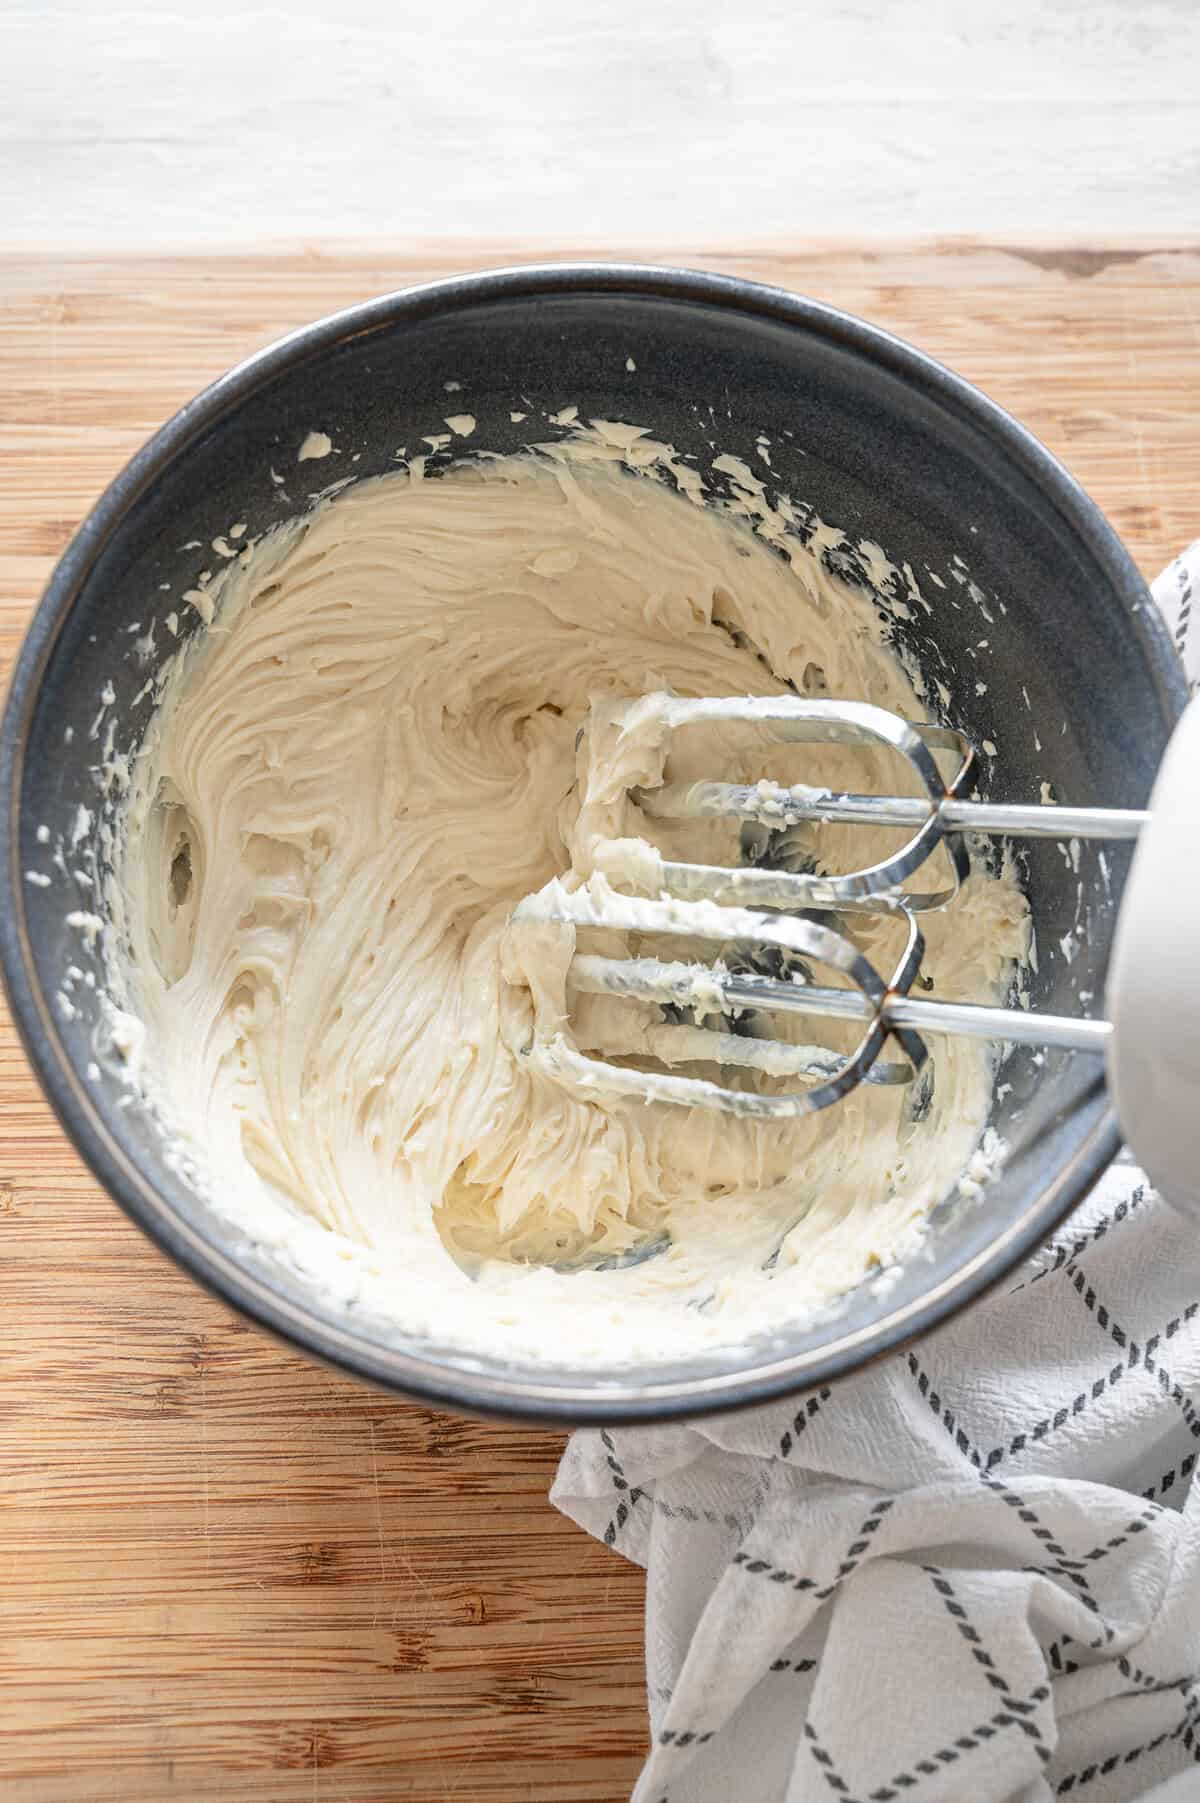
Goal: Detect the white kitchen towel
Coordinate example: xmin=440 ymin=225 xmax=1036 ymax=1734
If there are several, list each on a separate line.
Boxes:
xmin=553 ymin=542 xmax=1200 ymax=1803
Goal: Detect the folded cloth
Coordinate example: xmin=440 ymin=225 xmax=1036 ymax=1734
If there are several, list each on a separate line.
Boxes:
xmin=553 ymin=543 xmax=1200 ymax=1803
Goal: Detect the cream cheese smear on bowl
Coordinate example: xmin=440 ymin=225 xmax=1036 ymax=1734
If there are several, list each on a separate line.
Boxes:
xmin=102 ymin=423 xmax=1030 ymax=1367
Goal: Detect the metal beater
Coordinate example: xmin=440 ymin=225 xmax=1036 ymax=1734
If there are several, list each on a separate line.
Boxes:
xmin=513 ymin=694 xmax=1200 ymax=1203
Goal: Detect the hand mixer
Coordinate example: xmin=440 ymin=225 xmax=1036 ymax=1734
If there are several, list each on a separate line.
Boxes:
xmin=514 ymin=694 xmax=1200 ymax=1210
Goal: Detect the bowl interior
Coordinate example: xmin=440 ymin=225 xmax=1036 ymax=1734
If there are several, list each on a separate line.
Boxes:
xmin=3 ymin=271 xmax=1185 ymax=1418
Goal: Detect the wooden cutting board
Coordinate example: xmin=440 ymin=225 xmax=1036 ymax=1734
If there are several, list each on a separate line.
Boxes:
xmin=2 ymin=240 xmax=1198 ymax=1803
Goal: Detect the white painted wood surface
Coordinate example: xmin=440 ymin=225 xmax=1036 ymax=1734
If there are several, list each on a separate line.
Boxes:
xmin=4 ymin=0 xmax=1198 ymax=242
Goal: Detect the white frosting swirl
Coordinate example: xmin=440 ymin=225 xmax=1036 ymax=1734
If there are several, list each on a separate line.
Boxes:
xmin=113 ymin=437 xmax=1028 ymax=1365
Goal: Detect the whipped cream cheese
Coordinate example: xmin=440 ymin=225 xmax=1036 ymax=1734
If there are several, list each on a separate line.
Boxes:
xmin=110 ymin=431 xmax=1029 ymax=1365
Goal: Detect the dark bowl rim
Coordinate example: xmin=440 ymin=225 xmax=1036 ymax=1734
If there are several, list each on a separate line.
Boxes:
xmin=0 ymin=260 xmax=1187 ymax=1424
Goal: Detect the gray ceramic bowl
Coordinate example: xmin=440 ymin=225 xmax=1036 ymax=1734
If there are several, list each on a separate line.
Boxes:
xmin=0 ymin=265 xmax=1187 ymax=1422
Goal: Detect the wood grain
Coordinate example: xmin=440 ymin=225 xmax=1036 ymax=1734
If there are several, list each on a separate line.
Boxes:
xmin=1 ymin=239 xmax=1198 ymax=1803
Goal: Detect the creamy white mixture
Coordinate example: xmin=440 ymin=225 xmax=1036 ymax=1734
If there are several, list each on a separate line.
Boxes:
xmin=111 ymin=429 xmax=1029 ymax=1365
